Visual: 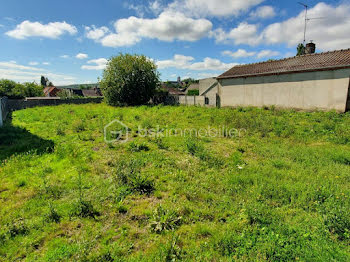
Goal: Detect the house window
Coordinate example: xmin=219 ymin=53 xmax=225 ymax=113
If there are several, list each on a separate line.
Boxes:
xmin=205 ymin=97 xmax=209 ymax=105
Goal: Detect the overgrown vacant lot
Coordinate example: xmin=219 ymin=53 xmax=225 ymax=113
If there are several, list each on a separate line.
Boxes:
xmin=1 ymin=104 xmax=350 ymax=261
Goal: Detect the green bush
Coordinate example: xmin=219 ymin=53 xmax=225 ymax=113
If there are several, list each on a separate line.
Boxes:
xmin=100 ymin=54 xmax=160 ymax=106
xmin=187 ymin=90 xmax=199 ymax=96
xmin=0 ymin=79 xmax=43 ymax=98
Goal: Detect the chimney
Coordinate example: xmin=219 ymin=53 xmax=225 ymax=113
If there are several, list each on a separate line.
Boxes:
xmin=305 ymin=41 xmax=316 ymax=54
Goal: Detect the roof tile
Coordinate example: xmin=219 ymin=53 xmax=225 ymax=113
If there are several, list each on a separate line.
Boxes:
xmin=218 ymin=49 xmax=350 ymax=79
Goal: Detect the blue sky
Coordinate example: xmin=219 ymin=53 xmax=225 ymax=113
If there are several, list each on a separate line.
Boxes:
xmin=1 ymin=0 xmax=349 ymax=85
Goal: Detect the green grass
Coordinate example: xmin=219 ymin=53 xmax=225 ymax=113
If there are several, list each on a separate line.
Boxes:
xmin=1 ymin=103 xmax=350 ymax=261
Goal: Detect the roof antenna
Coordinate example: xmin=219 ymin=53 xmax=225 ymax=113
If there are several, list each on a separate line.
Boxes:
xmin=298 ymin=2 xmax=308 ymax=45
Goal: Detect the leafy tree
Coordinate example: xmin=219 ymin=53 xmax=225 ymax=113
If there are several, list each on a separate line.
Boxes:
xmin=23 ymin=82 xmax=44 ymax=97
xmin=100 ymin=54 xmax=160 ymax=106
xmin=297 ymin=43 xmax=305 ymax=56
xmin=0 ymin=79 xmax=43 ymax=98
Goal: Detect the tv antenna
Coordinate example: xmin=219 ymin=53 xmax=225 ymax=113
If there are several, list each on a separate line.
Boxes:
xmin=298 ymin=2 xmax=308 ymax=44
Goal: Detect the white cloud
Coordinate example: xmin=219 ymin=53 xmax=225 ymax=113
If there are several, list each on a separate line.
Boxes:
xmin=250 ymin=6 xmax=276 ymax=19
xmin=60 ymin=55 xmax=69 ymax=59
xmin=100 ymin=33 xmax=141 ymax=47
xmin=76 ymin=53 xmax=88 ymax=59
xmin=261 ymin=2 xmax=350 ymax=50
xmin=197 ymin=72 xmax=218 ymax=79
xmin=257 ymin=50 xmax=280 ymax=58
xmin=156 ymin=54 xmax=237 ymax=71
xmin=167 ymin=0 xmax=265 ymax=17
xmin=85 ymin=25 xmax=109 ymax=41
xmin=222 ymin=49 xmax=256 ymax=58
xmin=213 ymin=2 xmax=350 ymax=51
xmin=222 ymin=49 xmax=280 ymax=59
xmin=42 ymin=62 xmax=50 ymax=65
xmin=0 ymin=61 xmax=76 ymax=85
xmin=29 ymin=61 xmax=39 ymax=66
xmin=6 ymin=20 xmax=77 ymax=39
xmin=90 ymin=11 xmax=212 ymax=47
xmin=210 ymin=22 xmax=262 ymax=46
xmin=81 ymin=58 xmax=108 ymax=70
xmin=149 ymin=0 xmax=163 ymax=15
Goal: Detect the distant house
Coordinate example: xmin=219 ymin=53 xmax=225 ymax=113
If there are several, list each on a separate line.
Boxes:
xmin=161 ymin=84 xmax=186 ymax=95
xmin=43 ymin=86 xmax=60 ymax=97
xmin=82 ymin=87 xmax=103 ymax=97
xmin=215 ymin=47 xmax=350 ymax=112
xmin=65 ymin=87 xmax=102 ymax=97
xmin=66 ymin=88 xmax=84 ymax=97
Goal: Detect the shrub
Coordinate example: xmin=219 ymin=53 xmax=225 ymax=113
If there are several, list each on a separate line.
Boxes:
xmin=100 ymin=54 xmax=160 ymax=106
xmin=128 ymin=141 xmax=150 ymax=152
xmin=187 ymin=89 xmax=199 ymax=96
xmin=115 ymin=159 xmax=155 ymax=195
xmin=185 ymin=138 xmax=204 ymax=156
xmin=7 ymin=219 xmax=29 ymax=238
xmin=46 ymin=204 xmax=62 ymax=223
xmin=150 ymin=206 xmax=182 ymax=234
xmin=71 ymin=200 xmax=100 ymax=219
xmin=0 ymin=79 xmax=43 ymax=98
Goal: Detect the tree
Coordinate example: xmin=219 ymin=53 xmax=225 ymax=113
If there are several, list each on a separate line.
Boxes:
xmin=23 ymin=82 xmax=44 ymax=97
xmin=40 ymin=76 xmax=54 ymax=87
xmin=297 ymin=43 xmax=305 ymax=56
xmin=100 ymin=54 xmax=160 ymax=106
xmin=0 ymin=79 xmax=43 ymax=98
xmin=40 ymin=76 xmax=47 ymax=87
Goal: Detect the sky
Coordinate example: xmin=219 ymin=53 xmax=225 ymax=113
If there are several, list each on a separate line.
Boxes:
xmin=1 ymin=0 xmax=350 ymax=85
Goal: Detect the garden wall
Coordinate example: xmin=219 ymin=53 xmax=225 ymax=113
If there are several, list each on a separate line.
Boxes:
xmin=8 ymin=97 xmax=103 ymax=111
xmin=178 ymin=95 xmax=204 ymax=106
xmin=0 ymin=97 xmax=9 ymax=127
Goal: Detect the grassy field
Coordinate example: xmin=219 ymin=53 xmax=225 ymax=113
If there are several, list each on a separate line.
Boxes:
xmin=1 ymin=103 xmax=350 ymax=261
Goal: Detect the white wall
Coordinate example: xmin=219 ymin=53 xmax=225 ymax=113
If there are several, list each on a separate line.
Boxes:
xmin=204 ymin=85 xmax=218 ymax=107
xmin=219 ymin=69 xmax=350 ymax=112
xmin=178 ymin=95 xmax=204 ymax=106
xmin=199 ymin=78 xmax=217 ymax=96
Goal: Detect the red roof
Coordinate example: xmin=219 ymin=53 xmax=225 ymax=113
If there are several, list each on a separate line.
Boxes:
xmin=218 ymin=49 xmax=350 ymax=79
xmin=43 ymin=86 xmax=60 ymax=97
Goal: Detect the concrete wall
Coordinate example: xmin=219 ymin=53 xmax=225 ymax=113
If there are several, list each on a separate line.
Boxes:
xmin=199 ymin=78 xmax=217 ymax=96
xmin=0 ymin=97 xmax=9 ymax=126
xmin=178 ymin=95 xmax=204 ymax=106
xmin=218 ymin=69 xmax=350 ymax=112
xmin=204 ymin=85 xmax=218 ymax=107
xmin=8 ymin=97 xmax=103 ymax=111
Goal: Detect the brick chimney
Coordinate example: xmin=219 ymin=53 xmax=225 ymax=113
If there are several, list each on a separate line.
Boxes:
xmin=305 ymin=41 xmax=316 ymax=54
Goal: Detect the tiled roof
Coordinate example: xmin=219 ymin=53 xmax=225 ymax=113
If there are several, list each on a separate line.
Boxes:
xmin=82 ymin=89 xmax=103 ymax=97
xmin=161 ymin=85 xmax=185 ymax=95
xmin=217 ymin=49 xmax=350 ymax=79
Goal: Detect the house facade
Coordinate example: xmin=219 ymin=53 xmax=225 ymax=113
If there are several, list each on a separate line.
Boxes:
xmin=216 ymin=49 xmax=350 ymax=112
